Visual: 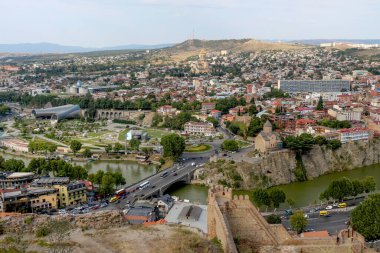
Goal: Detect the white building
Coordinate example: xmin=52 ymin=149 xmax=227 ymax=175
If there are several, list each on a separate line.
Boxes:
xmin=327 ymin=106 xmax=362 ymax=121
xmin=184 ymin=121 xmax=216 ymax=136
xmin=338 ymin=128 xmax=370 ymax=143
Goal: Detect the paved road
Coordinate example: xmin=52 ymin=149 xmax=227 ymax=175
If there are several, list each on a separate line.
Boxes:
xmin=111 ymin=154 xmax=210 ymax=210
xmin=282 ymin=211 xmax=350 ymax=235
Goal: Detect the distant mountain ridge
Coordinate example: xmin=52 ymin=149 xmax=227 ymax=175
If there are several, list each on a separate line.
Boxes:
xmin=289 ymin=39 xmax=380 ymax=45
xmin=0 ymin=42 xmax=174 ymax=54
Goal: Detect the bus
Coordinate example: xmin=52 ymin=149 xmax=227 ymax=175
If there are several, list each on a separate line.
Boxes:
xmin=160 ymin=171 xmax=169 ymax=178
xmin=139 ymin=181 xmax=150 ymax=189
xmin=115 ymin=189 xmax=126 ymax=197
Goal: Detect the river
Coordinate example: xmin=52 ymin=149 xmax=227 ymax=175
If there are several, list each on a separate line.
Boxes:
xmin=2 ymin=151 xmax=380 ymax=207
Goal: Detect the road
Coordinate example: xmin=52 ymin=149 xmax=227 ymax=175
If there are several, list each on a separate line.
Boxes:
xmin=111 ymin=154 xmax=211 ymax=210
xmin=282 ymin=211 xmax=350 ymax=235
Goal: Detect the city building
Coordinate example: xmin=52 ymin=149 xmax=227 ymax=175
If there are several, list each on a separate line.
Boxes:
xmin=0 ymin=187 xmax=57 ymax=212
xmin=184 ymin=121 xmax=216 ymax=136
xmin=0 ymin=172 xmax=35 ymax=189
xmin=255 ymin=120 xmax=282 ymax=154
xmin=52 ymin=182 xmax=87 ymax=207
xmin=125 ymin=206 xmax=156 ymax=224
xmin=278 ymin=80 xmax=350 ymax=93
xmin=0 ymin=137 xmax=29 ymax=152
xmin=338 ymin=128 xmax=370 ymax=144
xmin=190 ymin=49 xmax=210 ymax=74
xmin=157 ymin=105 xmax=177 ymax=116
xmin=328 ymin=106 xmax=362 ymax=121
xmin=201 ymin=102 xmax=216 ymax=114
xmin=126 ymin=130 xmax=149 ymax=141
xmin=32 ymin=104 xmax=81 ymax=123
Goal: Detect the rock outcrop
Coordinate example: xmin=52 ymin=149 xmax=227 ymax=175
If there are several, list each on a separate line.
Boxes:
xmin=235 ymin=139 xmax=380 ymax=188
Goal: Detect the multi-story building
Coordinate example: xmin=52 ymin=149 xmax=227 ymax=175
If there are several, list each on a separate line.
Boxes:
xmin=157 ymin=105 xmax=177 ymax=116
xmin=0 ymin=172 xmax=35 ymax=189
xmin=184 ymin=121 xmax=216 ymax=136
xmin=201 ymin=102 xmax=216 ymax=114
xmin=0 ymin=187 xmax=57 ymax=212
xmin=278 ymin=80 xmax=350 ymax=93
xmin=338 ymin=128 xmax=370 ymax=143
xmin=53 ymin=182 xmax=87 ymax=207
xmin=327 ymin=106 xmax=362 ymax=121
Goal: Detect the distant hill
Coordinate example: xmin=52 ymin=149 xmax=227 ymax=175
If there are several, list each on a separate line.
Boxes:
xmin=156 ymin=39 xmax=311 ymax=62
xmin=0 ymin=42 xmax=174 ymax=54
xmin=290 ymin=39 xmax=380 ymax=45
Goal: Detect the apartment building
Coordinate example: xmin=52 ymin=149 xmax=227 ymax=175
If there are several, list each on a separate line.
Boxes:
xmin=278 ymin=80 xmax=350 ymax=93
xmin=52 ymin=182 xmax=87 ymax=207
xmin=338 ymin=128 xmax=370 ymax=143
xmin=184 ymin=121 xmax=216 ymax=136
xmin=328 ymin=106 xmax=362 ymax=121
xmin=0 ymin=172 xmax=35 ymax=189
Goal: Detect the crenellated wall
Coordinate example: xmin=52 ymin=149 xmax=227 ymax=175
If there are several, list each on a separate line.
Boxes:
xmin=207 ymin=185 xmax=368 ymax=253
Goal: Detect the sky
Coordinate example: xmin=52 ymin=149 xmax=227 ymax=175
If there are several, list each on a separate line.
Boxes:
xmin=1 ymin=0 xmax=379 ymax=47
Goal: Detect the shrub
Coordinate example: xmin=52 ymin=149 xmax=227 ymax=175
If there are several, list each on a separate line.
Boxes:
xmin=266 ymin=214 xmax=282 ymax=224
xmin=24 ymin=216 xmax=34 ymax=225
xmin=35 ymin=226 xmax=50 ymax=237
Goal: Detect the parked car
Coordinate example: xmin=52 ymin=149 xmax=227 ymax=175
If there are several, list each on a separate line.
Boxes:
xmin=58 ymin=209 xmax=67 ymax=215
xmin=325 ymin=205 xmax=333 ymax=210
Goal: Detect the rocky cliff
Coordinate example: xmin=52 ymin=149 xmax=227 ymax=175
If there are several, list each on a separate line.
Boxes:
xmin=235 ymin=139 xmax=380 ymax=188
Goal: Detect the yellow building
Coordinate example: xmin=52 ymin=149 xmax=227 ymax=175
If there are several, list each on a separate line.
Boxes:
xmin=53 ymin=182 xmax=87 ymax=207
xmin=30 ymin=189 xmax=58 ymax=211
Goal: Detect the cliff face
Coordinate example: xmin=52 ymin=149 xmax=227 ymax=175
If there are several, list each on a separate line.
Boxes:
xmin=236 ymin=139 xmax=380 ymax=188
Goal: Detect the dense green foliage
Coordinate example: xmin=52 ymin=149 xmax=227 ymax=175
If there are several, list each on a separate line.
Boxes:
xmin=290 ymin=211 xmax=308 ymax=234
xmin=88 ymin=169 xmax=126 ymax=195
xmin=320 ymin=176 xmax=376 ymax=201
xmin=317 ymin=119 xmax=351 ymax=129
xmin=28 ymin=139 xmax=57 ymax=153
xmin=283 ymin=133 xmax=315 ymax=153
xmin=162 ymin=111 xmax=197 ymax=130
xmin=0 ymin=104 xmax=11 ymax=115
xmin=215 ymin=96 xmax=245 ymax=114
xmin=262 ymin=88 xmax=290 ymax=99
xmin=113 ymin=119 xmax=136 ymax=125
xmin=266 ymin=214 xmax=282 ymax=224
xmin=129 ymin=139 xmax=141 ymax=150
xmin=70 ymin=140 xmax=82 ymax=154
xmin=252 ymin=188 xmax=286 ymax=209
xmin=82 ymin=148 xmax=92 ymax=158
xmin=316 ymin=96 xmax=324 ymax=110
xmin=351 ymin=194 xmax=380 ymax=240
xmin=221 ymin=140 xmax=239 ymax=152
xmin=161 ymin=133 xmax=186 ymax=161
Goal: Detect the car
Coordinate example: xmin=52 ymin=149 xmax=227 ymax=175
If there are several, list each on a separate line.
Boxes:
xmin=303 ymin=214 xmax=309 ymax=218
xmin=151 ymin=185 xmax=156 ymax=188
xmin=58 ymin=209 xmax=67 ymax=215
xmin=115 ymin=200 xmax=120 ymax=204
xmin=91 ymin=205 xmax=100 ymax=210
xmin=325 ymin=205 xmax=333 ymax=210
xmin=173 ymin=173 xmax=178 ymax=176
xmin=140 ymin=194 xmax=145 ymax=197
xmin=100 ymin=203 xmax=108 ymax=208
xmin=309 ymin=209 xmax=315 ymax=213
xmin=338 ymin=203 xmax=347 ymax=208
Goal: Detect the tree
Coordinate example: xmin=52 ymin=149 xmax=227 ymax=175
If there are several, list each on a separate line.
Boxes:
xmin=105 ymin=144 xmax=112 ymax=154
xmin=129 ymin=139 xmax=141 ymax=151
xmin=82 ymin=148 xmax=92 ymax=158
xmin=221 ymin=140 xmax=239 ymax=152
xmin=316 ymin=96 xmax=324 ymax=110
xmin=141 ymin=147 xmax=154 ymax=156
xmin=287 ymin=198 xmax=295 ymax=208
xmin=266 ymin=214 xmax=282 ymax=224
xmin=283 ymin=133 xmax=315 ymax=154
xmin=4 ymin=159 xmax=25 ymax=172
xmin=113 ymin=169 xmax=126 ymax=186
xmin=314 ymin=136 xmax=327 ymax=146
xmin=161 ymin=134 xmax=185 ymax=161
xmin=327 ymin=139 xmax=341 ymax=150
xmin=269 ymin=188 xmax=286 ymax=208
xmin=320 ymin=177 xmax=353 ymax=201
xmin=206 ymin=117 xmax=219 ymax=127
xmin=114 ymin=142 xmax=123 ymax=153
xmin=290 ymin=211 xmax=308 ymax=234
xmin=70 ymin=140 xmax=82 ymax=155
xmin=47 ymin=144 xmax=57 ymax=153
xmin=99 ymin=174 xmax=115 ymax=195
xmin=362 ymin=176 xmax=376 ymax=193
xmin=351 ymin=194 xmax=380 ymax=240
xmin=252 ymin=189 xmax=271 ymax=209
xmin=248 ymin=104 xmax=257 ymax=116
xmin=351 ymin=180 xmax=364 ymax=197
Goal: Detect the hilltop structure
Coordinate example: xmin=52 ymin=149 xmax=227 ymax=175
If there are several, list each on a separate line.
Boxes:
xmin=255 ymin=120 xmax=283 ymax=154
xmin=191 ymin=49 xmax=210 ymax=74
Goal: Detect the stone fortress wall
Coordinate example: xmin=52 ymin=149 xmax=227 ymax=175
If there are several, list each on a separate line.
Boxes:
xmin=207 ymin=186 xmax=367 ymax=253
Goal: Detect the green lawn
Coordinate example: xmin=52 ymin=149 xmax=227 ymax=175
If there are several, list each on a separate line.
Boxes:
xmin=185 ymin=144 xmax=212 ymax=153
xmin=118 ymin=128 xmax=130 ymax=141
xmin=236 ymin=140 xmax=253 ymax=149
xmin=146 ymin=128 xmax=172 ymax=139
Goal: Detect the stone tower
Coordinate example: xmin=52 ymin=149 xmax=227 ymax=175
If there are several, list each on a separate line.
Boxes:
xmin=263 ymin=120 xmax=272 ymax=133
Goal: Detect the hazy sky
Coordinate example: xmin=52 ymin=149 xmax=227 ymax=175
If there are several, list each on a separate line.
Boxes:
xmin=1 ymin=0 xmax=379 ymax=47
